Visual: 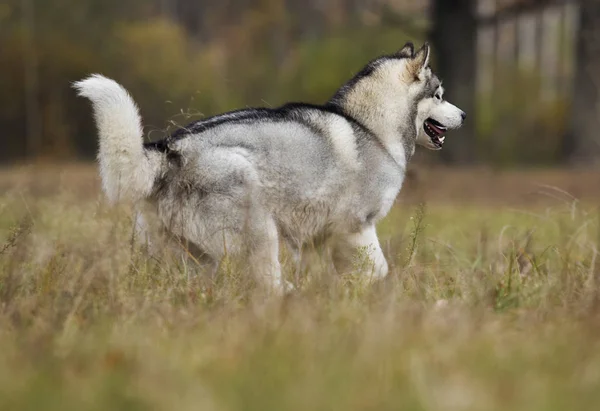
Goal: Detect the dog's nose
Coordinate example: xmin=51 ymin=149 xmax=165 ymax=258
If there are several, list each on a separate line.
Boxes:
xmin=461 ymin=111 xmax=467 ymax=121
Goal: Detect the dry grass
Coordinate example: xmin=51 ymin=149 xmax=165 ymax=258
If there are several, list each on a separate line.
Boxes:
xmin=1 ymin=164 xmax=600 ymax=411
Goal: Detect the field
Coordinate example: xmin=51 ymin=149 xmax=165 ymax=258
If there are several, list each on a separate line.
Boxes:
xmin=1 ymin=164 xmax=600 ymax=411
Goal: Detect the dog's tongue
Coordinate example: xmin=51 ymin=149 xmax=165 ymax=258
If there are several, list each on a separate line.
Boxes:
xmin=429 ymin=122 xmax=445 ymax=136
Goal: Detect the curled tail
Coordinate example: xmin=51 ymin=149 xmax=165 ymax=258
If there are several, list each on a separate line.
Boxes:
xmin=73 ymin=74 xmax=161 ymax=203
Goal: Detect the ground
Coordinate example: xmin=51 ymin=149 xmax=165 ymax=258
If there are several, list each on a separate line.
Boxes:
xmin=1 ymin=164 xmax=600 ymax=411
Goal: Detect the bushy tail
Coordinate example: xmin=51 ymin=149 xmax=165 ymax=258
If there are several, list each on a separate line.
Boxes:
xmin=73 ymin=74 xmax=160 ymax=203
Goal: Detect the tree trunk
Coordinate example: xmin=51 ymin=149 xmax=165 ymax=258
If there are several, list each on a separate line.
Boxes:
xmin=22 ymin=0 xmax=41 ymax=159
xmin=173 ymin=0 xmax=207 ymax=40
xmin=564 ymin=0 xmax=600 ymax=165
xmin=430 ymin=0 xmax=477 ymax=164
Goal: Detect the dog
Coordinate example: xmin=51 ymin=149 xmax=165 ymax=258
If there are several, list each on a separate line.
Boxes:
xmin=73 ymin=42 xmax=465 ymax=293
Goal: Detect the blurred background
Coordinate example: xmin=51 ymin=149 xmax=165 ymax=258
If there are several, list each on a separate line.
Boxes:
xmin=0 ymin=0 xmax=598 ymax=169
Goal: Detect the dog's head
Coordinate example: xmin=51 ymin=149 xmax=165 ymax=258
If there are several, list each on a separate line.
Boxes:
xmin=406 ymin=43 xmax=466 ymax=150
xmin=332 ymin=42 xmax=466 ymax=152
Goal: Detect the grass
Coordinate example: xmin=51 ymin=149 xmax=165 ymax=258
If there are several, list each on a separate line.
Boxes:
xmin=1 ymin=165 xmax=600 ymax=411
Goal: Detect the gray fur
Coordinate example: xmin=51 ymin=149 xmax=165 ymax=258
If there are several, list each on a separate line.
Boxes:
xmin=73 ymin=42 xmax=465 ymax=293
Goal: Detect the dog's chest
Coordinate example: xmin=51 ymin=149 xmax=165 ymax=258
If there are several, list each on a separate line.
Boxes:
xmin=330 ymin=169 xmax=404 ymax=232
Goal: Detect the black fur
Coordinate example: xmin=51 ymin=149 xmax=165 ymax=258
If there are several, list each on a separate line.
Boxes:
xmin=144 ymin=102 xmax=373 ymax=153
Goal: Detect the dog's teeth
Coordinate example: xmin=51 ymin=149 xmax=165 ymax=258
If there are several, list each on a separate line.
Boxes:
xmin=439 ymin=136 xmax=445 ymax=143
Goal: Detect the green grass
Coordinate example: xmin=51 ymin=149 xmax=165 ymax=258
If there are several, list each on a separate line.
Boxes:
xmin=1 ymin=172 xmax=600 ymax=411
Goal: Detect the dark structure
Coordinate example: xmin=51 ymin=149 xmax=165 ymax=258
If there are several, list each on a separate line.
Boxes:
xmin=565 ymin=0 xmax=600 ymax=164
xmin=431 ymin=0 xmax=477 ymax=164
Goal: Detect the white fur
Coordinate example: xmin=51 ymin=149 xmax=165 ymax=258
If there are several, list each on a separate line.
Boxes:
xmin=333 ymin=225 xmax=388 ymax=280
xmin=326 ymin=116 xmax=359 ymax=168
xmin=340 ymin=60 xmax=414 ymax=168
xmin=72 ymin=75 xmax=162 ymax=203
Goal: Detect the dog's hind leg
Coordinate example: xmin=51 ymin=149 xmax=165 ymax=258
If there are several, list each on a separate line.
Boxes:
xmin=245 ymin=215 xmax=289 ymax=294
xmin=283 ymin=238 xmax=306 ymax=287
xmin=332 ymin=225 xmax=388 ymax=283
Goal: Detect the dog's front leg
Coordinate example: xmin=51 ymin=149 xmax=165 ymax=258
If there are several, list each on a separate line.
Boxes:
xmin=332 ymin=225 xmax=388 ymax=283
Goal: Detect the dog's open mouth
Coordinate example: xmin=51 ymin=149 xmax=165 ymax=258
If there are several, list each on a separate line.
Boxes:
xmin=424 ymin=118 xmax=447 ymax=148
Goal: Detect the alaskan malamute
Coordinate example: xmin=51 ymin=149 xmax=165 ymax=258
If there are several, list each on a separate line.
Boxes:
xmin=74 ymin=42 xmax=465 ymax=293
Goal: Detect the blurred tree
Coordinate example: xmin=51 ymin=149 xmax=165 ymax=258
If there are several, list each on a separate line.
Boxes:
xmin=430 ymin=0 xmax=477 ymax=164
xmin=0 ymin=0 xmax=160 ymax=162
xmin=564 ymin=0 xmax=600 ymax=165
xmin=171 ymin=0 xmax=208 ymax=39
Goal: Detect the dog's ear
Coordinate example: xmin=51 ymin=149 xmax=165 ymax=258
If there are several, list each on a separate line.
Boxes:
xmin=397 ymin=42 xmax=414 ymax=58
xmin=406 ymin=43 xmax=430 ymax=80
